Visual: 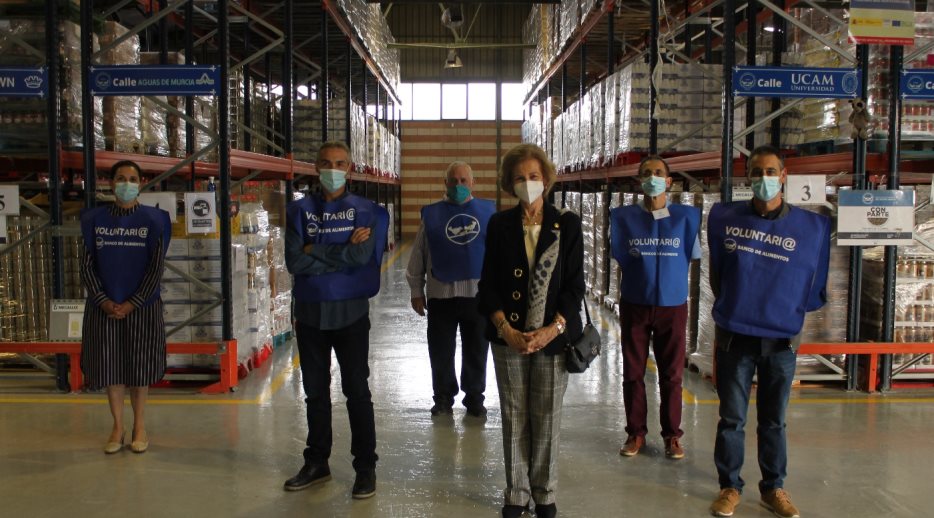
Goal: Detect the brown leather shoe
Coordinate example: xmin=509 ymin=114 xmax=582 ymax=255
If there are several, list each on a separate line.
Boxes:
xmin=619 ymin=435 xmax=645 ymax=457
xmin=665 ymin=436 xmax=685 ymax=459
xmin=710 ymin=488 xmax=741 ymax=517
xmin=760 ymin=489 xmax=800 ymax=518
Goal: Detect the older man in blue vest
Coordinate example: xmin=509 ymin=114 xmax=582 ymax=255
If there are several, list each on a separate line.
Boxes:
xmin=283 ymin=141 xmax=389 ymax=500
xmin=610 ymin=155 xmax=701 ymax=461
xmin=406 ymin=161 xmax=494 ymax=418
xmin=707 ymin=145 xmax=830 ymax=518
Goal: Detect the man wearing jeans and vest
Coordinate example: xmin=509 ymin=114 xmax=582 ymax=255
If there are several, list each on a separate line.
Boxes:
xmin=610 ymin=155 xmax=701 ymax=460
xmin=283 ymin=141 xmax=389 ymax=500
xmin=707 ymin=145 xmax=830 ymax=518
xmin=406 ymin=161 xmax=494 ymax=418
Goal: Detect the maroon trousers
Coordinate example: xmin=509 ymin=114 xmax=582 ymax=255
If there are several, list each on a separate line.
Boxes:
xmin=619 ymin=302 xmax=687 ymax=439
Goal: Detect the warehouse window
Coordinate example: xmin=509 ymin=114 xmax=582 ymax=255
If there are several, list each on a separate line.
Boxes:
xmin=500 ymin=83 xmax=525 ymax=121
xmin=398 ymin=82 xmax=525 ymax=121
xmin=398 ymin=83 xmax=413 ymax=120
xmin=412 ymin=83 xmax=441 ymax=119
xmin=467 ymin=83 xmax=496 ymax=120
xmin=442 ymin=83 xmax=468 ymax=119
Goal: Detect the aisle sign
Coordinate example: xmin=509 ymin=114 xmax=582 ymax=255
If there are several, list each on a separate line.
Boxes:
xmin=837 ymin=189 xmax=915 ymax=246
xmin=139 ymin=192 xmax=178 ymax=223
xmin=184 ymin=192 xmax=217 ymax=234
xmin=785 ymin=175 xmax=827 ymax=205
xmin=849 ymin=0 xmax=915 ymax=46
xmin=90 ymin=65 xmax=220 ymax=96
xmin=732 ymin=66 xmax=860 ymax=98
xmin=50 ymin=300 xmax=86 ymax=340
xmin=0 ymin=185 xmax=20 ymax=215
xmin=899 ymin=69 xmax=934 ymax=100
xmin=0 ymin=67 xmax=47 ymax=97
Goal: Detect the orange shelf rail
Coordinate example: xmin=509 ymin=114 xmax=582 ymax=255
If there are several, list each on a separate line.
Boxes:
xmin=799 ymin=342 xmax=934 ymax=393
xmin=0 ymin=340 xmax=238 ymax=394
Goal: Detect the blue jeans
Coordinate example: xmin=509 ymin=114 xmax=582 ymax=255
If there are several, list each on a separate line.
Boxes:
xmin=714 ymin=340 xmax=796 ymax=494
xmin=295 ymin=316 xmax=378 ymax=471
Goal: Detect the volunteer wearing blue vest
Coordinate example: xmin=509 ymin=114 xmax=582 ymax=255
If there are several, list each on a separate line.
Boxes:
xmin=283 ymin=141 xmax=389 ymax=500
xmin=478 ymin=144 xmax=585 ymax=518
xmin=80 ymin=160 xmax=171 ymax=455
xmin=707 ymin=145 xmax=830 ymax=518
xmin=610 ymin=155 xmax=701 ymax=460
xmin=406 ymin=161 xmax=494 ymax=417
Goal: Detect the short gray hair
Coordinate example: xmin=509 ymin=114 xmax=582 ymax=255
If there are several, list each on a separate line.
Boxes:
xmin=445 ymin=161 xmax=472 ymax=181
xmin=318 ymin=140 xmax=352 ymax=162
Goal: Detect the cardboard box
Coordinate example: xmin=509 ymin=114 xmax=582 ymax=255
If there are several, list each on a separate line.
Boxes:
xmin=160 ymin=281 xmax=190 ymax=302
xmin=188 ymin=238 xmax=222 ymax=258
xmin=162 ymin=302 xmax=192 ymax=322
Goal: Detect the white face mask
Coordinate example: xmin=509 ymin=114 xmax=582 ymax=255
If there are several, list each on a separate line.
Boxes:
xmin=515 ymin=180 xmax=544 ymax=205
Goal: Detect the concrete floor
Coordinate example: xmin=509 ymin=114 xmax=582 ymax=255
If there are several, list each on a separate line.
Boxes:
xmin=2 ymin=244 xmax=934 ymax=518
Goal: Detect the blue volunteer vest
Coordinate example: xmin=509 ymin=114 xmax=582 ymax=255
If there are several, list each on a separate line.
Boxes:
xmin=80 ymin=205 xmax=171 ymax=306
xmin=422 ymin=198 xmax=495 ymax=283
xmin=707 ymin=201 xmax=830 ymax=339
xmin=286 ymin=193 xmax=389 ymax=303
xmin=610 ymin=203 xmax=700 ymax=306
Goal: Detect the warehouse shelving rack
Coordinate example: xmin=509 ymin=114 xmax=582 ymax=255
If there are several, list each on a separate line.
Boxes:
xmin=0 ymin=0 xmax=402 ymax=393
xmin=523 ymin=0 xmax=934 ymax=391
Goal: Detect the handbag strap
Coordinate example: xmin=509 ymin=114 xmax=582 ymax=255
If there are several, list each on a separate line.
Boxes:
xmin=556 ymin=209 xmax=593 ymax=328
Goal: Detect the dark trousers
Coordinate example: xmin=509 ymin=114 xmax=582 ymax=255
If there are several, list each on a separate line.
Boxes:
xmin=619 ymin=302 xmax=687 ymax=439
xmin=714 ymin=340 xmax=796 ymax=494
xmin=426 ymin=297 xmax=489 ymax=408
xmin=295 ymin=316 xmax=378 ymax=471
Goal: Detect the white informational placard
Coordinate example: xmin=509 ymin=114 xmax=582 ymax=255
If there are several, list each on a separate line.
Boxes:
xmin=837 ymin=189 xmax=916 ymax=246
xmin=732 ymin=187 xmax=754 ymax=201
xmin=49 ymin=299 xmax=86 ymax=341
xmin=785 ymin=175 xmax=827 ymax=205
xmin=0 ymin=185 xmax=20 ymax=215
xmin=184 ymin=192 xmax=216 ymax=234
xmin=139 ymin=192 xmax=178 ymax=222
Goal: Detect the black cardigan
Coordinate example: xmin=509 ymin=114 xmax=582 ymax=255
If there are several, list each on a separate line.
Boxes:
xmin=476 ymin=202 xmax=586 ymax=355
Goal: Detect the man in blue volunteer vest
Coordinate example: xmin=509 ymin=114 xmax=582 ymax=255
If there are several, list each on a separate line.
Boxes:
xmin=610 ymin=155 xmax=701 ymax=460
xmin=283 ymin=141 xmax=389 ymax=500
xmin=707 ymin=145 xmax=830 ymax=518
xmin=406 ymin=161 xmax=494 ymax=418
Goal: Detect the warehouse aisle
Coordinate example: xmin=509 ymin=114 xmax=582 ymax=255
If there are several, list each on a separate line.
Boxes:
xmin=1 ymin=243 xmax=934 ymax=517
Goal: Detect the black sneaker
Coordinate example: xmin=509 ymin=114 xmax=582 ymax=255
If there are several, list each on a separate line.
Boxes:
xmin=351 ymin=469 xmax=376 ymax=499
xmin=501 ymin=504 xmax=527 ymax=518
xmin=465 ymin=404 xmax=488 ymax=418
xmin=535 ymin=503 xmax=557 ymax=518
xmin=430 ymin=403 xmax=453 ymax=416
xmin=283 ymin=463 xmax=331 ymax=491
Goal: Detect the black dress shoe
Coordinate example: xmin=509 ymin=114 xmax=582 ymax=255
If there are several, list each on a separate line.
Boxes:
xmin=430 ymin=403 xmax=453 ymax=416
xmin=283 ymin=463 xmax=331 ymax=491
xmin=502 ymin=504 xmax=527 ymax=518
xmin=465 ymin=404 xmax=488 ymax=418
xmin=351 ymin=469 xmax=376 ymax=499
xmin=535 ymin=503 xmax=557 ymax=518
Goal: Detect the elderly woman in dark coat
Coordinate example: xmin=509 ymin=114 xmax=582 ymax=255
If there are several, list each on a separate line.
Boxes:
xmin=80 ymin=160 xmax=171 ymax=454
xmin=477 ymin=144 xmax=585 ymax=518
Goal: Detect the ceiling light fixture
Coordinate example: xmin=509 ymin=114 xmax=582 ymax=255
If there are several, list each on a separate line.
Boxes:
xmin=444 ymin=49 xmax=463 ymax=68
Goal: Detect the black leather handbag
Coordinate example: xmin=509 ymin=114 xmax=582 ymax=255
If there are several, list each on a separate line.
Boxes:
xmin=565 ymin=298 xmax=601 ymax=373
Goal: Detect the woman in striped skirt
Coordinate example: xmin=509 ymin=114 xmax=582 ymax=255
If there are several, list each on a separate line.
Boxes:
xmin=80 ymin=160 xmax=171 ymax=454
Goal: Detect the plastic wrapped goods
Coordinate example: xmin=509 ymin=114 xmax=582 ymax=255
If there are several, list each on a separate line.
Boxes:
xmin=99 ymin=21 xmax=142 ymax=153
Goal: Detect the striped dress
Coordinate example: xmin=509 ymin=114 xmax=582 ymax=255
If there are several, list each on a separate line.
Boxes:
xmin=80 ymin=204 xmax=167 ymax=389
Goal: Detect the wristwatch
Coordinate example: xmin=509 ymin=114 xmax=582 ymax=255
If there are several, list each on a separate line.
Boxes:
xmin=554 ymin=320 xmax=566 ymax=334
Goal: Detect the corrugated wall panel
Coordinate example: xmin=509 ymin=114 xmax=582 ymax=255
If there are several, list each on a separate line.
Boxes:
xmin=387 ymin=4 xmax=529 ymax=82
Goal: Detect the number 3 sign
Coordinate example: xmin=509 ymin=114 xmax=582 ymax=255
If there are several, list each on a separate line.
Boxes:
xmin=0 ymin=185 xmax=20 ymax=215
xmin=784 ymin=175 xmax=826 ymax=205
